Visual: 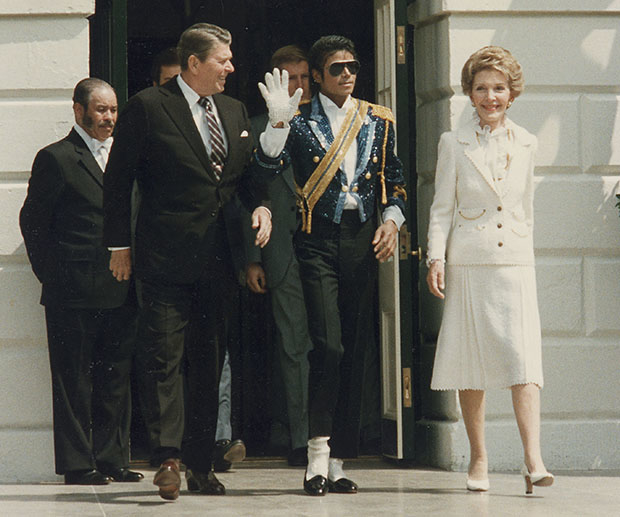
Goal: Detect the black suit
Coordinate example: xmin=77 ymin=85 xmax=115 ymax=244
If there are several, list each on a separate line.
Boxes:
xmin=19 ymin=128 xmax=137 ymax=475
xmin=103 ymin=78 xmax=264 ymax=471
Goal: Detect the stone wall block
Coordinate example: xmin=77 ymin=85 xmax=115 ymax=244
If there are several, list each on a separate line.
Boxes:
xmin=581 ymin=95 xmax=620 ymax=173
xmin=0 ymin=1 xmax=94 ymax=16
xmin=0 ymin=18 xmax=89 ymax=91
xmin=0 ymin=345 xmax=51 ymax=427
xmin=448 ymin=15 xmax=620 ymax=89
xmin=0 ymin=266 xmax=45 ymax=340
xmin=0 ymin=101 xmax=73 ymax=173
xmin=534 ymin=176 xmax=620 ymax=250
xmin=535 ymin=257 xmax=583 ymax=335
xmin=0 ymin=183 xmax=30 ymax=255
xmin=584 ymin=258 xmax=620 ymax=335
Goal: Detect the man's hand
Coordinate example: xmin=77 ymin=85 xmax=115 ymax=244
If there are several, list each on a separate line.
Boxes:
xmin=372 ymin=220 xmax=398 ymax=263
xmin=246 ymin=262 xmax=267 ymax=294
xmin=252 ymin=206 xmax=272 ymax=248
xmin=426 ymin=261 xmax=445 ymax=299
xmin=258 ymin=68 xmax=303 ymax=128
xmin=109 ymin=249 xmax=132 ymax=282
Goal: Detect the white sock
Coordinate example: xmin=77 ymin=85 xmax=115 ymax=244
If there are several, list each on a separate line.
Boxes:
xmin=328 ymin=457 xmax=347 ymax=482
xmin=305 ymin=436 xmax=330 ymax=480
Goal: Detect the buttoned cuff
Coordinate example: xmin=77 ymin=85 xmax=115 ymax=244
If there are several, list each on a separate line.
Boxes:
xmin=383 ymin=206 xmax=405 ymax=231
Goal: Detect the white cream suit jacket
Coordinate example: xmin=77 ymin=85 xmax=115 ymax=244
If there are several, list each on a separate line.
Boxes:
xmin=427 ymin=118 xmax=538 ymax=266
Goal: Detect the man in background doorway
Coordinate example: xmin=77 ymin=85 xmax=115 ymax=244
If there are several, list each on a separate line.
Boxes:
xmin=246 ymin=44 xmax=313 ymax=467
xmin=20 ymin=78 xmax=142 ymax=486
xmin=151 ymin=47 xmax=182 ymax=87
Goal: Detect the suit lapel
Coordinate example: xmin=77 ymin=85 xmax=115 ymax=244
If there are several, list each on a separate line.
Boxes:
xmin=308 ymin=96 xmax=333 ymax=152
xmin=67 ymin=129 xmax=104 ymax=188
xmin=501 ymin=123 xmax=534 ymax=199
xmin=458 ymin=126 xmax=500 ymax=197
xmin=160 ymin=81 xmax=218 ymax=181
xmin=355 ymin=106 xmax=373 ymax=172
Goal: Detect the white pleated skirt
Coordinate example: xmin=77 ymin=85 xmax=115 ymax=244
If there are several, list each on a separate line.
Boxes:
xmin=430 ymin=264 xmax=543 ymax=391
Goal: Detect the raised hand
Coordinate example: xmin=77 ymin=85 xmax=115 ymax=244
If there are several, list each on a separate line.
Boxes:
xmin=258 ymin=68 xmax=303 ymax=127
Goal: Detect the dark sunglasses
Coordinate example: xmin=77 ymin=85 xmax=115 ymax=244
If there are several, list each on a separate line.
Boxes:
xmin=327 ymin=60 xmax=360 ymax=77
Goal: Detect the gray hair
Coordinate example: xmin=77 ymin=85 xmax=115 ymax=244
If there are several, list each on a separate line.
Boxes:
xmin=177 ymin=23 xmax=232 ymax=70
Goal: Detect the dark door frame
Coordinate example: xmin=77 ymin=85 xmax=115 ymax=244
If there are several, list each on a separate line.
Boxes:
xmin=92 ymin=0 xmax=420 ymax=461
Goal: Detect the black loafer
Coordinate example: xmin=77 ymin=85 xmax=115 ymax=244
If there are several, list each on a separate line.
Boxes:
xmin=99 ymin=467 xmax=144 ymax=482
xmin=303 ymin=473 xmax=328 ymax=496
xmin=64 ymin=469 xmax=111 ymax=485
xmin=288 ymin=447 xmax=308 ymax=467
xmin=328 ymin=477 xmax=358 ymax=493
xmin=186 ymin=469 xmax=226 ymax=495
xmin=213 ymin=439 xmax=246 ymax=472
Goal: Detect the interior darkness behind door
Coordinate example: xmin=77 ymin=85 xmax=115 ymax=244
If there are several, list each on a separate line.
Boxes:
xmin=115 ymin=0 xmax=378 ymax=459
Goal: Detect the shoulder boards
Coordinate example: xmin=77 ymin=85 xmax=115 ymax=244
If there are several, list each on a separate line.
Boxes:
xmin=295 ymin=98 xmax=311 ymax=116
xmin=370 ymin=103 xmax=395 ymax=123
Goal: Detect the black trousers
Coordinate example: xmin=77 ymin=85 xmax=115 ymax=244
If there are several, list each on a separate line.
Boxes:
xmin=294 ymin=211 xmax=377 ymax=459
xmin=45 ymin=302 xmax=137 ymax=475
xmin=136 ymin=218 xmax=235 ymax=472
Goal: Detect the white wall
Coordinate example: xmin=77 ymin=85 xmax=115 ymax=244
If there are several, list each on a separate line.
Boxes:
xmin=0 ymin=0 xmax=94 ymax=482
xmin=413 ymin=1 xmax=620 ymax=471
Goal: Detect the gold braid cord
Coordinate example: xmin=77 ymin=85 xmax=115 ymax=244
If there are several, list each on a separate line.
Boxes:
xmin=370 ymin=103 xmax=395 ymax=206
xmin=393 ymin=184 xmax=407 ymax=201
xmin=299 ymin=98 xmax=369 ymax=233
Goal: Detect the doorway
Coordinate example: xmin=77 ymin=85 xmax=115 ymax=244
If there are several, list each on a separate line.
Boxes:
xmin=90 ymin=0 xmax=418 ymax=462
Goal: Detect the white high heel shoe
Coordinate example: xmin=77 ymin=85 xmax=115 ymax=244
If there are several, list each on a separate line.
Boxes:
xmin=521 ymin=464 xmax=554 ymax=494
xmin=466 ymin=477 xmax=490 ymax=491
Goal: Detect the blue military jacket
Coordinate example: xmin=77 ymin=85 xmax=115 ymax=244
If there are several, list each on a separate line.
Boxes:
xmin=253 ymin=95 xmax=406 ymax=227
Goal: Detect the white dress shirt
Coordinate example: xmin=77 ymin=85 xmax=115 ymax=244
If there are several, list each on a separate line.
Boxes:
xmin=176 ymin=74 xmax=228 ymax=156
xmin=74 ymin=123 xmax=113 ymax=172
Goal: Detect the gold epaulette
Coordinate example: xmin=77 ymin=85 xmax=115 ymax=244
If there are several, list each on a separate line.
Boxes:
xmin=370 ymin=103 xmax=395 ymax=123
xmin=295 ymin=98 xmax=311 ymax=116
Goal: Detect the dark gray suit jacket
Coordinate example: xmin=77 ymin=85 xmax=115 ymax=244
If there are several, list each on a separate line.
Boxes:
xmin=245 ymin=113 xmax=300 ymax=289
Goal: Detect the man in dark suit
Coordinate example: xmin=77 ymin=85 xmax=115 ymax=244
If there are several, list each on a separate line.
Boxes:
xmin=246 ymin=45 xmax=313 ymax=467
xmin=147 ymin=44 xmax=247 ymax=475
xmin=103 ymin=23 xmax=272 ymax=500
xmin=254 ymin=35 xmax=406 ymax=495
xmin=20 ymin=78 xmax=142 ymax=485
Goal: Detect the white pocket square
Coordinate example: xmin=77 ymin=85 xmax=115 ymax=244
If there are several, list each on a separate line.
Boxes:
xmin=240 ymin=130 xmax=249 ymax=137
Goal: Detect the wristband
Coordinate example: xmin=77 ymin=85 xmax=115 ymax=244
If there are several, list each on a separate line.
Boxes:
xmin=426 ymin=257 xmax=445 ymax=268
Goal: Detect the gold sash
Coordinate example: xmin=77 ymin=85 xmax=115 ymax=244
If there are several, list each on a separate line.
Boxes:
xmin=297 ymin=98 xmax=369 ymax=233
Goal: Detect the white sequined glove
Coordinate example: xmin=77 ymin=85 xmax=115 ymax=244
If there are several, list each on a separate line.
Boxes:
xmin=258 ymin=68 xmax=303 ymax=127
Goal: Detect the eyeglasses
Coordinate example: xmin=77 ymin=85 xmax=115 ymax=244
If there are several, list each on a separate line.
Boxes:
xmin=327 ymin=60 xmax=360 ymax=77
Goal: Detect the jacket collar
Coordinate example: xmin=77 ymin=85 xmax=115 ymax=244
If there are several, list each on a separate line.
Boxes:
xmin=159 ymin=79 xmax=220 ymax=183
xmin=67 ymin=128 xmax=104 ymax=187
xmin=307 ymin=94 xmax=369 ymax=158
xmin=457 ymin=116 xmax=534 ymax=198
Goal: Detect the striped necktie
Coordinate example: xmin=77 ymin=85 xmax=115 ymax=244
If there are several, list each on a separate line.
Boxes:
xmin=198 ymin=97 xmax=226 ymax=179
